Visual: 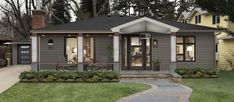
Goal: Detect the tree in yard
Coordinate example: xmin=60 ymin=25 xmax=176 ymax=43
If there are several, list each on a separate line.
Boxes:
xmin=196 ymin=0 xmax=234 ymax=22
xmin=0 ymin=0 xmax=51 ymax=39
xmin=51 ymin=0 xmax=71 ymax=25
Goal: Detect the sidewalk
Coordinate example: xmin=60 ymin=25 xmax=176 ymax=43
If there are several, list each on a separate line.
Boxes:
xmin=0 ymin=65 xmax=30 ymax=94
xmin=118 ymin=79 xmax=192 ymax=102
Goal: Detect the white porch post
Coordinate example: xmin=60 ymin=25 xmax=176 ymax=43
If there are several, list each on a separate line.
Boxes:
xmin=113 ymin=33 xmax=120 ymax=73
xmin=31 ymin=34 xmax=38 ymax=71
xmin=170 ymin=32 xmax=176 ymax=73
xmin=77 ymin=34 xmax=83 ymax=71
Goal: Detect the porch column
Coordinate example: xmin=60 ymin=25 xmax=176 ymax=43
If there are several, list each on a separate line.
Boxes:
xmin=113 ymin=33 xmax=120 ymax=73
xmin=170 ymin=32 xmax=176 ymax=73
xmin=31 ymin=34 xmax=38 ymax=71
xmin=77 ymin=34 xmax=83 ymax=71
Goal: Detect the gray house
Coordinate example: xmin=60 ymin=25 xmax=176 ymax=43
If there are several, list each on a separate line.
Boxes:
xmin=31 ymin=10 xmax=217 ymax=75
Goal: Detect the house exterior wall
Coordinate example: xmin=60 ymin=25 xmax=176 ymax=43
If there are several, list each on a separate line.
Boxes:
xmin=189 ymin=11 xmax=229 ymax=28
xmin=94 ymin=35 xmax=113 ymax=63
xmin=12 ymin=45 xmax=17 ymax=65
xmin=39 ymin=35 xmax=65 ymax=70
xmin=217 ymin=39 xmax=234 ymax=70
xmin=151 ymin=33 xmax=171 ymax=71
xmin=38 ymin=34 xmax=113 ymax=70
xmin=176 ymin=32 xmax=216 ymax=68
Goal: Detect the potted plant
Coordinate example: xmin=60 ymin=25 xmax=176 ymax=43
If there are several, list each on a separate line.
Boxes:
xmin=153 ymin=59 xmax=160 ymax=71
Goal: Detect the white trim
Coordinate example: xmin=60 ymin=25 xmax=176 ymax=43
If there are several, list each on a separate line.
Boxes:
xmin=77 ymin=36 xmax=83 ymax=62
xmin=31 ymin=36 xmax=38 ymax=62
xmin=111 ymin=17 xmax=179 ymax=32
xmin=171 ymin=35 xmax=176 ymax=62
xmin=113 ymin=35 xmax=119 ymax=62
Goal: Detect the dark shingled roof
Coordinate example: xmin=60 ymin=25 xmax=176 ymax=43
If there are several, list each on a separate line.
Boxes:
xmin=41 ymin=15 xmax=217 ymax=31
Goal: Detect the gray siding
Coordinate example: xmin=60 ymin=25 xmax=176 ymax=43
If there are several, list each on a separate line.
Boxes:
xmin=152 ymin=33 xmax=171 ymax=71
xmin=12 ymin=45 xmax=17 ymax=65
xmin=39 ymin=35 xmax=65 ymax=69
xmin=94 ymin=35 xmax=113 ymax=62
xmin=176 ymin=32 xmax=216 ymax=68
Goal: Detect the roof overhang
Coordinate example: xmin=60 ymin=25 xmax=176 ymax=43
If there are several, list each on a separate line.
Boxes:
xmin=31 ymin=30 xmax=113 ymax=34
xmin=4 ymin=41 xmax=31 ymax=45
xmin=111 ymin=17 xmax=180 ymax=34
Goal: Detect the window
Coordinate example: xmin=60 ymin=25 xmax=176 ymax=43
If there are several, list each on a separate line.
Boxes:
xmin=212 ymin=15 xmax=220 ymax=24
xmin=66 ymin=38 xmax=77 ymax=64
xmin=195 ymin=15 xmax=201 ymax=24
xmin=176 ymin=36 xmax=195 ymax=62
xmin=48 ymin=39 xmax=54 ymax=49
xmin=83 ymin=37 xmax=94 ymax=62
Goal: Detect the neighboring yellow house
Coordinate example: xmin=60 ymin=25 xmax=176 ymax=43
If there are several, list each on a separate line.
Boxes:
xmin=178 ymin=8 xmax=234 ymax=70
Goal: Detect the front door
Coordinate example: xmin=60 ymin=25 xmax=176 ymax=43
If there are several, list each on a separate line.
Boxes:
xmin=122 ymin=35 xmax=151 ymax=70
xmin=17 ymin=44 xmax=31 ymax=64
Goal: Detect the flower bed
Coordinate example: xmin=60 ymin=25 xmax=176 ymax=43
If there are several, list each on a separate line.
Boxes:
xmin=19 ymin=71 xmax=119 ymax=82
xmin=175 ymin=68 xmax=218 ymax=78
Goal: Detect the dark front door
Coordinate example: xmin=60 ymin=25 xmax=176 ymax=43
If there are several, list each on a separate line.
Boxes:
xmin=122 ymin=35 xmax=151 ymax=70
xmin=18 ymin=45 xmax=31 ymax=64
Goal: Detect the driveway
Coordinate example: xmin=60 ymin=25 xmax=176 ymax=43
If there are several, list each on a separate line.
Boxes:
xmin=118 ymin=79 xmax=192 ymax=102
xmin=0 ymin=65 xmax=30 ymax=94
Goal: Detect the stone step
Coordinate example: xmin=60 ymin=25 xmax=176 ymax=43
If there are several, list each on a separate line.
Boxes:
xmin=120 ymin=74 xmax=172 ymax=79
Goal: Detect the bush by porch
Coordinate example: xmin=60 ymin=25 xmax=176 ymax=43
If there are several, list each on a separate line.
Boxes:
xmin=20 ymin=71 xmax=119 ymax=82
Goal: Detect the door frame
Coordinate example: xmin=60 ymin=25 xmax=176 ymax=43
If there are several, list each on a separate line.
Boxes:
xmin=121 ymin=34 xmax=152 ymax=70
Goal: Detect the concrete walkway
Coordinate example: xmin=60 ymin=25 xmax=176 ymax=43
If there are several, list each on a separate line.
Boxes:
xmin=0 ymin=65 xmax=30 ymax=94
xmin=118 ymin=79 xmax=192 ymax=102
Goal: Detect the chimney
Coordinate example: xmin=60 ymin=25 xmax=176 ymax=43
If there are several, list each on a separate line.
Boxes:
xmin=32 ymin=10 xmax=45 ymax=30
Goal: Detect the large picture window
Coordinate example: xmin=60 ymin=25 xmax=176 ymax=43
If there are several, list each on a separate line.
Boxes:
xmin=176 ymin=36 xmax=195 ymax=62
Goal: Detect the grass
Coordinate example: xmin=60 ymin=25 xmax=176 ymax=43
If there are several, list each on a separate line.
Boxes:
xmin=0 ymin=83 xmax=150 ymax=102
xmin=182 ymin=71 xmax=234 ymax=102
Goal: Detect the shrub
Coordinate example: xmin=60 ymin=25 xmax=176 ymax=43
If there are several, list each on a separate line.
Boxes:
xmin=0 ymin=58 xmax=6 ymax=68
xmin=175 ymin=67 xmax=218 ymax=78
xmin=19 ymin=71 xmax=119 ymax=82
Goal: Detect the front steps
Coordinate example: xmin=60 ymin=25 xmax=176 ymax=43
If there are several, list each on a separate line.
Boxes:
xmin=120 ymin=71 xmax=182 ymax=83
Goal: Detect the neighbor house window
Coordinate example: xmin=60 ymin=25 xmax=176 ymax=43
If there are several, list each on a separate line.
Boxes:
xmin=83 ymin=37 xmax=94 ymax=63
xmin=212 ymin=15 xmax=220 ymax=24
xmin=176 ymin=36 xmax=195 ymax=62
xmin=195 ymin=15 xmax=201 ymax=24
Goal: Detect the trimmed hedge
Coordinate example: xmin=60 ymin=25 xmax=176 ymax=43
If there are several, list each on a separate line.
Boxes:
xmin=19 ymin=71 xmax=119 ymax=82
xmin=175 ymin=68 xmax=218 ymax=78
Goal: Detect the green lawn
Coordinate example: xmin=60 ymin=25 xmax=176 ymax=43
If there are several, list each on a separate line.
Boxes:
xmin=0 ymin=83 xmax=150 ymax=102
xmin=182 ymin=71 xmax=234 ymax=102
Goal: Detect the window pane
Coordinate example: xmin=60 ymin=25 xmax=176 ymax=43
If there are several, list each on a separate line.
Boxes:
xmin=66 ymin=38 xmax=77 ymax=64
xmin=177 ymin=55 xmax=183 ymax=61
xmin=131 ymin=37 xmax=140 ymax=45
xmin=185 ymin=45 xmax=195 ymax=61
xmin=84 ymin=37 xmax=94 ymax=62
xmin=131 ymin=47 xmax=142 ymax=66
xmin=176 ymin=45 xmax=183 ymax=54
xmin=185 ymin=37 xmax=194 ymax=43
xmin=176 ymin=37 xmax=183 ymax=43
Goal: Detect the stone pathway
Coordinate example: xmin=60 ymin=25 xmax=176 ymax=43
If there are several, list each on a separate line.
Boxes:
xmin=118 ymin=79 xmax=192 ymax=102
xmin=0 ymin=65 xmax=30 ymax=94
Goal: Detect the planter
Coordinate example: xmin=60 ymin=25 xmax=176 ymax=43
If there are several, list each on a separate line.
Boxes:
xmin=153 ymin=65 xmax=160 ymax=71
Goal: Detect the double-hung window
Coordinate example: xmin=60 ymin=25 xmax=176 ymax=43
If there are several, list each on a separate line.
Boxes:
xmin=212 ymin=15 xmax=220 ymax=24
xmin=195 ymin=15 xmax=201 ymax=24
xmin=176 ymin=36 xmax=195 ymax=62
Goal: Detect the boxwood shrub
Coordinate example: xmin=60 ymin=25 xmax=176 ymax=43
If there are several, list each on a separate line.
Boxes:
xmin=19 ymin=71 xmax=119 ymax=82
xmin=175 ymin=68 xmax=218 ymax=78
